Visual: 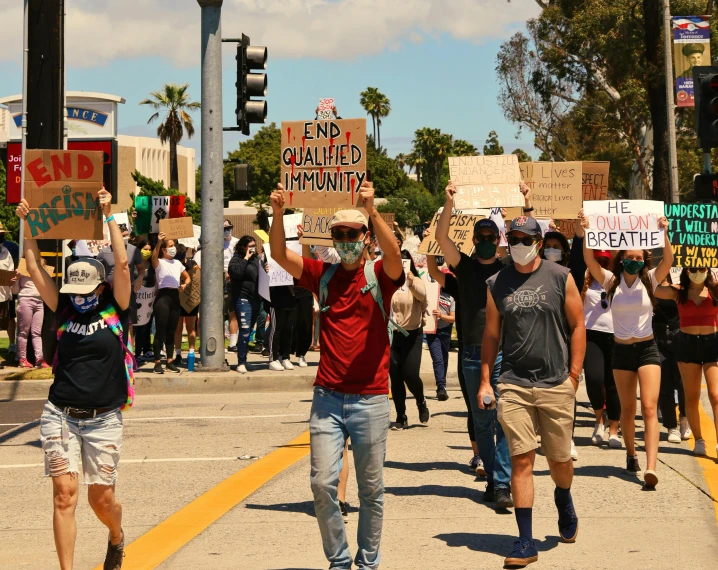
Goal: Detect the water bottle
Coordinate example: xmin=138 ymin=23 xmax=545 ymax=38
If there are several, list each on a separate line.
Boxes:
xmin=187 ymin=351 xmax=195 ymax=372
xmin=483 ymin=395 xmax=493 ymax=408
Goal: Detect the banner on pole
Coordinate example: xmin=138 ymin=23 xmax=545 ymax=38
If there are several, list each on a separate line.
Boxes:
xmin=673 ymin=15 xmax=711 ymax=108
xmin=584 ymin=200 xmax=665 ymax=250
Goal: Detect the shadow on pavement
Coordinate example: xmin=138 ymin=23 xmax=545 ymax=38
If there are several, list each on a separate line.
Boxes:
xmin=430 ymin=411 xmax=469 ymax=419
xmin=434 ymin=532 xmax=560 ymax=557
xmin=385 ymin=484 xmax=482 ymax=502
xmin=244 ymin=500 xmax=316 ymax=517
xmin=534 ymin=464 xmax=638 ymax=483
xmin=384 ymin=460 xmax=467 ymax=473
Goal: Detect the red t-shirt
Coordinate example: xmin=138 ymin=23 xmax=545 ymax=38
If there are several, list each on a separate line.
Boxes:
xmin=298 ymin=257 xmax=404 ymax=394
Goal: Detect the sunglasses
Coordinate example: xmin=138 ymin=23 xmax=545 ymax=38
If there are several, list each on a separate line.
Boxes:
xmin=688 ymin=268 xmax=707 ymax=274
xmin=475 ymin=234 xmax=497 ymax=242
xmin=508 ymin=235 xmax=539 ymax=247
xmin=600 ymin=291 xmax=608 ymax=310
xmin=331 ymin=228 xmax=364 ymax=241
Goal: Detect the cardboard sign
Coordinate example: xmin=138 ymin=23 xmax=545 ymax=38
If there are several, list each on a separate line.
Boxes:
xmin=258 ymin=264 xmax=271 ymax=301
xmin=317 ymin=98 xmax=335 ymax=120
xmin=136 ymin=286 xmax=157 ymax=327
xmin=23 ymin=149 xmax=105 ymax=240
xmin=300 ymin=207 xmax=393 ymax=246
xmin=398 ymin=259 xmax=413 ymax=293
xmin=17 ymin=258 xmax=54 ymax=278
xmin=582 ymin=162 xmax=610 ymax=201
xmin=449 ymin=155 xmax=523 ymax=209
xmin=520 ymin=161 xmax=583 ymax=219
xmin=159 ymin=216 xmax=194 ymax=239
xmin=281 ymin=119 xmax=367 ymax=208
xmin=584 ymin=200 xmax=665 ymax=250
xmin=180 ymin=266 xmax=201 ymax=312
xmin=0 ymin=269 xmax=15 ymax=287
xmin=554 ymin=219 xmax=577 ymax=240
xmin=665 ymin=203 xmax=718 ymax=268
xmin=423 ymin=276 xmax=441 ymax=334
xmin=269 ymin=213 xmax=303 ymax=240
xmin=418 ymin=208 xmax=489 ymax=256
xmin=264 ymin=241 xmax=302 ymax=287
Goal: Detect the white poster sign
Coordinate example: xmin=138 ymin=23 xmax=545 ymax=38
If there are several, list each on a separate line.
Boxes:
xmin=258 ymin=265 xmax=271 ymax=302
xmin=264 ymin=241 xmax=302 ymax=287
xmin=584 ymin=200 xmax=665 ymax=250
xmin=178 ymin=224 xmax=202 ymax=250
xmin=317 ymin=98 xmax=336 ymax=120
xmin=269 ymin=213 xmax=303 ymax=240
xmin=490 ymin=208 xmax=507 ymax=246
xmin=537 ymin=219 xmax=551 ymax=236
xmin=135 ymin=286 xmax=157 ymax=327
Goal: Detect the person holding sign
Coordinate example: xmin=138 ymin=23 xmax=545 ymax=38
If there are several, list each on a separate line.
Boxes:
xmin=582 ymin=213 xmax=673 ymax=489
xmin=15 ymin=189 xmax=132 ymax=570
xmin=655 ymin=269 xmax=718 ymax=459
xmin=268 ymin=180 xmax=404 ymax=570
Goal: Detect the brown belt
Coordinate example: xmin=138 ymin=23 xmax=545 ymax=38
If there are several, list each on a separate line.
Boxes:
xmin=62 ymin=406 xmax=114 ymax=419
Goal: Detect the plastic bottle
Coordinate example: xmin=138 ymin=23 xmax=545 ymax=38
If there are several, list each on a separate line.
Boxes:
xmin=187 ymin=351 xmax=195 ymax=372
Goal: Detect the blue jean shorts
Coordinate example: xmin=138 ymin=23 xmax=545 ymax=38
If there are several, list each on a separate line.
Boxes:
xmin=40 ymin=401 xmax=123 ymax=485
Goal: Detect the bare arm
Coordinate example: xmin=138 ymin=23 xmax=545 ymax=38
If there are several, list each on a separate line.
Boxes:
xmin=362 ymin=183 xmax=402 ymax=281
xmin=564 ymin=274 xmax=586 ymax=389
xmin=269 ymin=185 xmax=304 ymax=279
xmin=16 ymin=200 xmax=59 ymax=312
xmin=151 ymin=232 xmax=164 ymax=269
xmin=655 ymin=283 xmax=679 ymax=300
xmin=580 ymin=211 xmax=608 ymax=287
xmin=654 ymin=217 xmax=673 ymax=285
xmin=426 ymin=252 xmax=446 ymax=287
xmin=520 ymin=181 xmax=534 ymax=218
xmin=435 ymin=181 xmax=461 ymax=269
xmin=104 ymin=191 xmax=131 ymax=311
xmin=134 ymin=263 xmax=146 ymax=292
xmin=478 ymin=289 xmax=502 ymax=409
xmin=407 ymin=272 xmax=426 ymax=301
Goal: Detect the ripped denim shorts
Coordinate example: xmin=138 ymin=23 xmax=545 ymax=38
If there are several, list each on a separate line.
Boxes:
xmin=40 ymin=401 xmax=123 ymax=485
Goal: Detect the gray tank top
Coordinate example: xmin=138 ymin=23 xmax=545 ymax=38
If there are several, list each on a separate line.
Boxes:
xmin=487 ymin=260 xmax=570 ymax=388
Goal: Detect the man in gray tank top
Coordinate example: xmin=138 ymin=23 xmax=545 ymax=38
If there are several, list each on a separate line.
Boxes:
xmin=479 ymin=216 xmax=586 ymax=568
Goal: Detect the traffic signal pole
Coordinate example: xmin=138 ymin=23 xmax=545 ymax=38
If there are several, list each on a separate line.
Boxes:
xmin=663 ymin=0 xmax=680 ymax=203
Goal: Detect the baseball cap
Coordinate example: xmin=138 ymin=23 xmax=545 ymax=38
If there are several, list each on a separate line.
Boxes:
xmin=594 ymin=250 xmax=613 ymax=261
xmin=328 ymin=210 xmax=368 ymax=230
xmin=474 ymin=218 xmax=500 ymax=236
xmin=60 ymin=258 xmax=106 ymax=294
xmin=508 ymin=216 xmax=542 ymax=237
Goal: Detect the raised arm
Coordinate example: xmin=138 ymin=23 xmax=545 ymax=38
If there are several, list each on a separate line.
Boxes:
xmin=15 ymin=200 xmax=59 ymax=312
xmin=435 ymin=181 xmax=461 ymax=269
xmin=269 ymin=184 xmax=304 ymax=279
xmin=151 ymin=232 xmax=164 ymax=269
xmin=103 ymin=190 xmax=131 ymax=311
xmin=564 ymin=274 xmax=586 ymax=390
xmin=654 ymin=216 xmax=674 ymax=285
xmin=520 ymin=181 xmax=534 ymax=218
xmin=406 ymin=272 xmax=426 ymax=301
xmin=426 ymin=251 xmax=446 ymax=288
xmin=478 ymin=289 xmax=502 ymax=409
xmin=580 ymin=210 xmax=608 ymax=287
xmin=362 ymin=182 xmax=402 ymax=281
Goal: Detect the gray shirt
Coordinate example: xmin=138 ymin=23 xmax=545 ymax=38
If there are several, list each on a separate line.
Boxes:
xmin=487 ymin=260 xmax=570 ymax=388
xmin=97 ymin=243 xmax=143 ymax=285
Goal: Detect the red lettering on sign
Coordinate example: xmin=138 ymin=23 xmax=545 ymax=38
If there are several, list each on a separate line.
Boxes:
xmin=77 ymin=154 xmax=94 ymax=179
xmin=27 ymin=158 xmax=52 ymax=187
xmin=50 ymin=153 xmax=72 ymax=180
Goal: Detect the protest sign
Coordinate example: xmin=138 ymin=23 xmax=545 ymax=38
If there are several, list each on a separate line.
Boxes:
xmin=179 ymin=266 xmax=201 ymax=313
xmin=665 ymin=202 xmax=718 ymax=268
xmin=135 ymin=286 xmax=157 ymax=327
xmin=584 ymin=200 xmax=665 ymax=250
xmin=537 ymin=219 xmax=552 ymax=236
xmin=398 ymin=259 xmax=413 ymax=293
xmin=281 ymin=119 xmax=367 ymax=208
xmin=178 ymin=224 xmax=202 ymax=250
xmin=264 ymin=241 xmax=302 ymax=287
xmin=23 ymin=149 xmax=105 ymax=240
xmin=159 ymin=216 xmax=194 ymax=239
xmin=582 ymin=162 xmax=610 ymax=201
xmin=0 ymin=269 xmax=15 ymax=286
xmin=258 ymin=265 xmax=271 ymax=302
xmin=269 ymin=213 xmax=303 ymax=239
xmin=423 ymin=276 xmax=441 ymax=334
xmin=449 ymin=155 xmax=522 ymax=209
xmin=554 ymin=219 xmax=577 ymax=240
xmin=134 ymin=195 xmax=186 ymax=234
xmin=17 ymin=258 xmax=54 ymax=278
xmin=300 ymin=207 xmax=394 ymax=245
xmin=317 ymin=98 xmax=335 ymax=120
xmin=520 ymin=161 xmax=583 ymax=219
xmin=418 ymin=208 xmax=490 ymax=256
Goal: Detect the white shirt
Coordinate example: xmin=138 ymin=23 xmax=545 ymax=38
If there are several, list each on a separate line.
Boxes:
xmin=583 ymin=278 xmax=613 ymax=334
xmin=156 ymin=258 xmax=184 ymax=289
xmin=603 ymin=268 xmax=659 ymax=340
xmin=0 ymin=247 xmax=14 ymax=302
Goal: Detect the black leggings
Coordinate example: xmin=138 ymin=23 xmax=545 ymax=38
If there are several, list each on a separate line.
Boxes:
xmin=292 ymin=294 xmax=314 ymax=358
xmin=389 ymin=328 xmax=425 ymax=417
xmin=584 ymin=329 xmax=621 ymax=422
xmin=456 ymin=342 xmax=475 ymax=442
xmin=153 ymin=288 xmax=180 ymax=360
xmin=656 ymin=328 xmax=686 ymax=429
xmin=269 ymin=306 xmax=297 ymax=361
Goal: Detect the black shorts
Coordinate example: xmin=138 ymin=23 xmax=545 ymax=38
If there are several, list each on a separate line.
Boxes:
xmin=612 ymin=339 xmax=661 ymax=372
xmin=677 ymin=332 xmax=718 ymax=365
xmin=180 ymin=305 xmax=199 ymax=317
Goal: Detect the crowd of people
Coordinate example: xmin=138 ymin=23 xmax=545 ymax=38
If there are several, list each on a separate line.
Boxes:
xmin=8 ymin=178 xmax=718 ymax=569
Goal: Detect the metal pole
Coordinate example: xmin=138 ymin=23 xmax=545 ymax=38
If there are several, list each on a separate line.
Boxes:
xmin=664 ymin=0 xmax=680 ymax=203
xmin=18 ymin=0 xmax=29 ymax=258
xmin=197 ymin=0 xmax=227 ymax=370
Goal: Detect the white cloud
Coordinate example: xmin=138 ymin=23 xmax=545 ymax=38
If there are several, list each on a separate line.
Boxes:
xmin=0 ymin=0 xmax=539 ymax=68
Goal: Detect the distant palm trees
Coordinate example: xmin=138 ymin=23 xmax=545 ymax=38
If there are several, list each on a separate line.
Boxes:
xmin=140 ymin=83 xmax=201 ymax=190
xmin=360 ymin=87 xmax=391 ymax=150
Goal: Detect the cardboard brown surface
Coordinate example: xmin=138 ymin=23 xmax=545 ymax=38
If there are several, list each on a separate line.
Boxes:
xmin=159 ymin=216 xmax=194 ymax=239
xmin=281 ymin=119 xmax=367 ymax=208
xmin=299 ymin=207 xmax=394 ymax=245
xmin=24 ymin=149 xmax=103 ymax=185
xmin=0 ymin=269 xmax=15 ymax=287
xmin=418 ymin=210 xmax=486 ymax=256
xmin=520 ymin=162 xmax=583 ymax=219
xmin=554 ymin=219 xmax=577 ymax=240
xmin=449 ymin=155 xmax=523 ymax=209
xmin=582 ymin=161 xmax=610 ymax=201
xmin=16 ymin=259 xmax=54 ymax=279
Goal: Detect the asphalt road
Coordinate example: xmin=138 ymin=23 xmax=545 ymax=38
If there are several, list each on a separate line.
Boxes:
xmin=0 ymin=399 xmax=45 ymax=437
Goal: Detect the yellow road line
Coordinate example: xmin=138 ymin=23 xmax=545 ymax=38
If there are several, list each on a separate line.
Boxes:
xmin=693 ymin=399 xmax=718 ymax=526
xmin=96 ymin=431 xmax=311 ymax=570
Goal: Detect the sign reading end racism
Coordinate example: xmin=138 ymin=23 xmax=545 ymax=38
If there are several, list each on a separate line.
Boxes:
xmin=584 ymin=200 xmax=665 ymax=250
xmin=24 ymin=149 xmax=105 ymax=240
xmin=281 ymin=119 xmax=367 ymax=208
xmin=418 ymin=209 xmax=489 ymax=256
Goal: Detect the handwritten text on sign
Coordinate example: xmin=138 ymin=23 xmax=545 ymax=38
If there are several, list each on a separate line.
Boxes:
xmin=520 ymin=161 xmax=583 ymax=219
xmin=264 ymin=241 xmax=303 ymax=287
xmin=584 ymin=200 xmax=665 ymax=250
xmin=300 ymin=207 xmax=394 ymax=246
xmin=582 ymin=161 xmax=610 ymax=201
xmin=281 ymin=119 xmax=367 ymax=208
xmin=449 ymin=155 xmax=522 ymax=209
xmin=418 ymin=209 xmax=488 ymax=256
xmin=665 ymin=203 xmax=718 ymax=268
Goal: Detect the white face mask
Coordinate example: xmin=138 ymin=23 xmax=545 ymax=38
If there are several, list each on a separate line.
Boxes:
xmin=123 ymin=236 xmax=129 ymax=246
xmin=689 ymin=271 xmax=708 ymax=284
xmin=510 ymin=243 xmax=539 ymax=266
xmin=166 ymin=246 xmax=177 ymax=258
xmin=544 ymin=248 xmax=563 ymax=263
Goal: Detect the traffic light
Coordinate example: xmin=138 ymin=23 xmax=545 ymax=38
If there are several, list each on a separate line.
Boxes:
xmin=694 ymin=66 xmax=718 ymax=150
xmin=236 ymin=33 xmax=267 ymax=136
xmin=694 ymin=173 xmax=718 ymax=201
xmin=234 ymin=163 xmax=251 ymax=200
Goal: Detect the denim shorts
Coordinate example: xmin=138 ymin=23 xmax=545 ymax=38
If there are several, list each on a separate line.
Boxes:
xmin=40 ymin=401 xmax=123 ymax=485
xmin=677 ymin=332 xmax=718 ymax=365
xmin=612 ymin=339 xmax=661 ymax=372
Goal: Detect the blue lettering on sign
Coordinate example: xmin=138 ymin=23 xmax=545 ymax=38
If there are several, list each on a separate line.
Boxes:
xmin=13 ymin=107 xmax=108 ymax=128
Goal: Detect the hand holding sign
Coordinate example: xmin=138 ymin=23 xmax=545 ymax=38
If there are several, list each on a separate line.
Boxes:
xmin=445 ymin=180 xmax=457 ymax=202
xmin=98 ymin=187 xmax=112 ymax=218
xmin=358 ymin=181 xmax=375 ymax=214
xmin=270 ymin=184 xmax=286 ymax=213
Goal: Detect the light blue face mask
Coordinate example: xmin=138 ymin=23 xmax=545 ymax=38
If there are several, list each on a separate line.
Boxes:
xmin=71 ymin=291 xmax=100 ymax=313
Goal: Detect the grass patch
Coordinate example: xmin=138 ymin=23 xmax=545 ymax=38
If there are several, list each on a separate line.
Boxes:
xmin=3 ymin=367 xmax=54 ymax=381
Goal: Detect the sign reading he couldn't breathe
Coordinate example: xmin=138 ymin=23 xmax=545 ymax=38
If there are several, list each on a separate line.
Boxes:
xmin=23 ymin=149 xmax=105 ymax=240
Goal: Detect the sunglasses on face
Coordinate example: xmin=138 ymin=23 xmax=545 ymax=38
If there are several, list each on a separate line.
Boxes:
xmin=688 ymin=268 xmax=707 ymax=274
xmin=600 ymin=291 xmax=608 ymax=310
xmin=331 ymin=228 xmax=363 ymax=242
xmin=475 ymin=234 xmax=497 ymax=243
xmin=508 ymin=236 xmax=538 ymax=247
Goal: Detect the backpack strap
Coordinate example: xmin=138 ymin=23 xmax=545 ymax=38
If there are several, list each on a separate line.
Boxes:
xmin=318 ymin=263 xmax=340 ymax=312
xmin=361 ymin=261 xmax=408 ymax=343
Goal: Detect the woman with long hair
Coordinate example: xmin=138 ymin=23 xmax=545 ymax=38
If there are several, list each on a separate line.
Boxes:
xmin=14 ymin=254 xmax=48 ymax=368
xmin=174 ymin=258 xmax=201 ymax=366
xmin=655 ymin=267 xmax=718 ymax=457
xmin=582 ymin=214 xmax=672 ymax=488
xmin=228 ymin=235 xmax=262 ymax=374
xmin=133 ymin=240 xmax=155 ymax=362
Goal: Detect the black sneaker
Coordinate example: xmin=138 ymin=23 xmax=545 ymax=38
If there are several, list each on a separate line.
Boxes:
xmin=172 ymin=355 xmax=183 ymax=366
xmin=418 ymin=401 xmax=430 ymax=424
xmin=503 ymin=538 xmax=538 ymax=569
xmin=391 ymin=415 xmax=408 ymax=430
xmin=153 ymin=362 xmax=164 ymax=375
xmin=261 ymin=348 xmax=270 ymax=357
xmin=166 ymin=362 xmax=181 ymax=373
xmin=495 ymin=487 xmax=514 ymax=509
xmin=103 ymin=529 xmax=125 ymax=570
xmin=339 ymin=500 xmax=349 ymax=522
xmin=250 ymin=343 xmax=263 ymax=353
xmin=626 ymin=454 xmax=641 ymax=473
xmin=555 ymin=489 xmax=579 ymax=543
xmin=436 ymin=386 xmax=449 ymax=401
xmin=483 ymin=483 xmax=495 ymax=503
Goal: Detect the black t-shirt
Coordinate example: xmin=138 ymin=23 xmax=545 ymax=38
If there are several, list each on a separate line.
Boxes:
xmin=453 ymin=253 xmax=504 ymax=347
xmin=49 ymin=291 xmax=130 ymax=409
xmin=443 ymin=271 xmax=462 ymax=345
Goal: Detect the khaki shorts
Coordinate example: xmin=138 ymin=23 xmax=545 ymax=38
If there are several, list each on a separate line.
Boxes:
xmin=498 ymin=378 xmax=575 ymax=463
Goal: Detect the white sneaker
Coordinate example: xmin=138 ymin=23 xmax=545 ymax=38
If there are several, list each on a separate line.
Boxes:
xmin=238 ymin=364 xmax=248 ymax=374
xmin=570 ymin=440 xmax=578 ymax=461
xmin=680 ymin=417 xmax=693 ymax=440
xmin=269 ymin=360 xmax=284 ymax=371
xmin=667 ymin=428 xmax=681 ymax=444
xmin=282 ymin=359 xmax=294 ymax=371
xmin=298 ymin=356 xmax=308 ymax=368
xmin=608 ymin=434 xmax=622 ymax=449
xmin=694 ymin=438 xmax=707 ymax=456
xmin=591 ymin=423 xmax=605 ymax=445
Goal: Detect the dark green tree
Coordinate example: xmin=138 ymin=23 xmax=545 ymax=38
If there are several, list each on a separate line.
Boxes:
xmin=130 ymin=171 xmax=201 ymax=226
xmin=366 ymin=138 xmax=410 ymax=197
xmin=378 ymin=180 xmax=443 ymax=228
xmin=512 ymin=148 xmax=532 ymax=162
xmin=483 ymin=131 xmax=504 ymax=155
xmin=224 ymin=123 xmax=281 ymax=204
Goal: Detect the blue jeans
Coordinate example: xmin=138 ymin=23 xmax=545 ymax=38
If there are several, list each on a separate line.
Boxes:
xmin=425 ymin=326 xmax=452 ymax=388
xmin=463 ymin=346 xmax=511 ymax=490
xmin=233 ymin=297 xmax=259 ymax=364
xmin=310 ymin=386 xmax=390 ymax=569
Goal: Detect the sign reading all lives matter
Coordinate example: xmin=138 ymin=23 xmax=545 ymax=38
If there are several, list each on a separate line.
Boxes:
xmin=665 ymin=202 xmax=718 ymax=268
xmin=449 ymin=155 xmax=523 ymax=209
xmin=23 ymin=149 xmax=105 ymax=240
xmin=520 ymin=162 xmax=583 ymax=219
xmin=418 ymin=208 xmax=490 ymax=256
xmin=281 ymin=119 xmax=367 ymax=208
xmin=584 ymin=200 xmax=665 ymax=250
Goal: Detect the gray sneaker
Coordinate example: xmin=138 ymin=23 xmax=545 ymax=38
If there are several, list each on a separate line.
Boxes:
xmin=103 ymin=529 xmax=124 ymax=570
xmin=495 ymin=487 xmax=514 ymax=509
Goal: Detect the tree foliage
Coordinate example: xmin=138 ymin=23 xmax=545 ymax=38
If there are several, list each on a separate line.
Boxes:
xmin=483 ymin=130 xmax=505 ymax=156
xmin=360 ymin=87 xmax=391 ymax=150
xmin=378 ymin=180 xmax=443 ymax=228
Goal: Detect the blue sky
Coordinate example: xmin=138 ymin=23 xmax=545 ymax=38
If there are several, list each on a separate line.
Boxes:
xmin=0 ymin=0 xmax=540 ymax=163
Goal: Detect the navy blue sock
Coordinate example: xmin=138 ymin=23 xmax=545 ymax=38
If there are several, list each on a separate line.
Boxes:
xmin=554 ymin=485 xmax=572 ymax=507
xmin=515 ymin=507 xmax=533 ymax=542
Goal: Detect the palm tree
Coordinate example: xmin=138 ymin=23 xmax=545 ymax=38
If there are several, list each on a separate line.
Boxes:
xmin=394 ymin=153 xmax=407 ymax=171
xmin=359 ymin=87 xmax=391 ymax=150
xmin=140 ymin=84 xmax=201 ymax=190
xmin=451 ymin=139 xmax=479 ymax=157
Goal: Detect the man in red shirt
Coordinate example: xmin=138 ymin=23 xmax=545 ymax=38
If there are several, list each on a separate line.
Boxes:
xmin=269 ymin=181 xmax=404 ymax=570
